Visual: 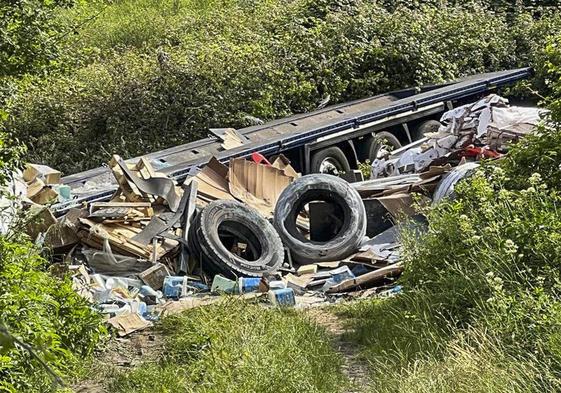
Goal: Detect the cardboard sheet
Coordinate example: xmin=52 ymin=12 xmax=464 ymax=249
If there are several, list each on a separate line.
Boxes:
xmin=190 ymin=158 xmax=234 ymax=203
xmin=107 ymin=312 xmax=153 ymax=336
xmin=228 ymin=158 xmax=297 ymax=218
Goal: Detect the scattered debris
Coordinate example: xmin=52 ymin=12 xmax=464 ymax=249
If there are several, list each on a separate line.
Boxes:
xmin=8 ymin=94 xmax=542 ymax=336
xmin=371 ymin=94 xmax=545 ymax=178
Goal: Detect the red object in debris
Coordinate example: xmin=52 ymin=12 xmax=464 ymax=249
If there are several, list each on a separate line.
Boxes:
xmin=459 ymin=146 xmax=502 ymax=160
xmin=251 ymin=152 xmax=272 ymax=166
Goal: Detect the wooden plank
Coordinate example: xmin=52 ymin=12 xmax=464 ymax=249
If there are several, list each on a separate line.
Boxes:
xmin=326 ymin=263 xmax=403 ymax=293
xmin=91 ymin=201 xmax=152 ymax=208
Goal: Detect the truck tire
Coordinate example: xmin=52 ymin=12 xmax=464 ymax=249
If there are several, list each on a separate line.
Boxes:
xmin=273 ymin=174 xmax=367 ymax=264
xmin=413 ymin=120 xmax=441 ymax=140
xmin=358 ymin=131 xmax=401 ymax=162
xmin=188 ymin=200 xmax=284 ymax=278
xmin=433 ymin=162 xmax=479 ymax=203
xmin=310 ymin=146 xmax=351 ymax=175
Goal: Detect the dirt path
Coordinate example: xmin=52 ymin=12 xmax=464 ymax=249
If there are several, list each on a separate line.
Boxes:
xmin=73 ymin=307 xmax=368 ymax=392
xmin=72 ymin=329 xmax=163 ymax=393
xmin=306 ymin=307 xmax=371 ymax=393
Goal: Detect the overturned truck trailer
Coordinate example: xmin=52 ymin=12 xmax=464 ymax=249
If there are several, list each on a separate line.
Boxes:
xmin=54 ymin=68 xmax=532 ymax=215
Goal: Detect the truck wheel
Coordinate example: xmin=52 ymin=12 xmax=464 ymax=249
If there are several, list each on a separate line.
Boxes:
xmin=359 ymin=131 xmax=401 ymax=162
xmin=188 ymin=200 xmax=284 ymax=278
xmin=413 ymin=120 xmax=441 ymax=140
xmin=310 ymin=146 xmax=351 ymax=175
xmin=273 ymin=174 xmax=367 ymax=264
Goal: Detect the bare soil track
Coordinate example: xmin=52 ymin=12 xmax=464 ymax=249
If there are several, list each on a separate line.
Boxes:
xmin=307 ymin=307 xmax=370 ymax=393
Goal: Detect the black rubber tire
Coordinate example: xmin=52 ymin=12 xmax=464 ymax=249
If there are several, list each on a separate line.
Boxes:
xmin=412 ymin=120 xmax=441 ymax=140
xmin=365 ymin=131 xmax=401 ymax=162
xmin=188 ymin=200 xmax=284 ymax=278
xmin=273 ymin=174 xmax=367 ymax=264
xmin=310 ymin=146 xmax=351 ymax=175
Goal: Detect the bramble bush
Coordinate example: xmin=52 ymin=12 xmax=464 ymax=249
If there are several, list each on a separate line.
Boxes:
xmin=3 ymin=1 xmax=561 ymax=174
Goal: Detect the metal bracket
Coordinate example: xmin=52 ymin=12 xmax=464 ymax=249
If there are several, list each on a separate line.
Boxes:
xmin=402 ymin=123 xmax=413 ymax=144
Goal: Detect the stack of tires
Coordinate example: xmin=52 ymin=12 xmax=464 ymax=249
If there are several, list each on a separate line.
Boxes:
xmin=188 ymin=174 xmax=367 ymax=278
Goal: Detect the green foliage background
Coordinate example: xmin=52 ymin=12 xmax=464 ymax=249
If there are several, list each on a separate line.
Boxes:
xmin=2 ymin=0 xmax=561 ymax=174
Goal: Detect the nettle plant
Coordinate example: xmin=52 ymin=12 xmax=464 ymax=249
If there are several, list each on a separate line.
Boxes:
xmin=401 ymin=165 xmax=561 ymax=359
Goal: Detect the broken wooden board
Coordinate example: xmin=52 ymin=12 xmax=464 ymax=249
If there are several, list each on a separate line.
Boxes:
xmin=89 ymin=201 xmax=154 ymax=219
xmin=78 ymin=218 xmax=178 ymax=259
xmin=325 ymin=263 xmax=403 ymax=293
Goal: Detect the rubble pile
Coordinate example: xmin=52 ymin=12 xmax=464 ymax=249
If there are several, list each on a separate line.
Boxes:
xmin=371 ymin=94 xmax=545 ymax=178
xmin=7 ymin=94 xmax=544 ymax=336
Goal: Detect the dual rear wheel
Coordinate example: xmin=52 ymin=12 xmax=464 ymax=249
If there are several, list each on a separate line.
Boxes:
xmin=309 ymin=120 xmax=441 ymax=175
xmin=310 ymin=131 xmax=402 ymax=175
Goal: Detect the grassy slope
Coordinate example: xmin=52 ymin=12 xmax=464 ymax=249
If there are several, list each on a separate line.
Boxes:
xmin=101 ymin=299 xmax=347 ymax=393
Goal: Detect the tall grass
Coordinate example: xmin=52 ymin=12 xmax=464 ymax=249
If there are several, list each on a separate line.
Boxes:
xmin=108 ymin=299 xmax=346 ymax=393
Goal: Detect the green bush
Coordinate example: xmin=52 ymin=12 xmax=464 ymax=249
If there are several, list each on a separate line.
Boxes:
xmin=0 ymin=234 xmax=105 ymax=392
xmin=0 ymin=0 xmax=76 ymax=78
xmin=336 ymin=168 xmax=561 ymax=392
xmin=5 ymin=1 xmax=561 ymax=174
xmin=332 ymin=32 xmax=561 ymax=392
xmin=109 ymin=299 xmax=345 ymax=393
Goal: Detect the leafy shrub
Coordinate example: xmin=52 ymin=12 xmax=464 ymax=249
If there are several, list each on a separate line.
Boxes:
xmin=0 ymin=234 xmax=105 ymax=392
xmin=5 ymin=1 xmax=561 ymax=174
xmin=0 ymin=0 xmax=76 ymax=78
xmin=337 ymin=167 xmax=561 ymax=392
xmin=499 ymin=36 xmax=561 ymax=189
